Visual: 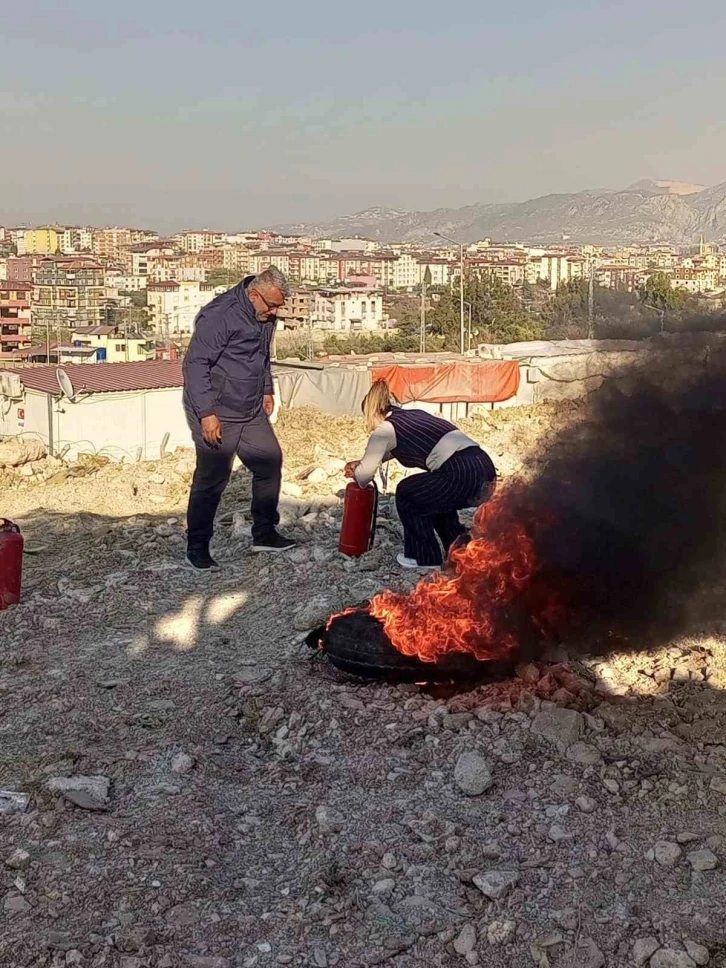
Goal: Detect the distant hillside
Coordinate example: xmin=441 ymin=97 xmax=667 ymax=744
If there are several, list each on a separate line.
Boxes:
xmin=273 ymin=182 xmax=726 ymax=246
xmin=627 ymin=179 xmax=706 ymax=196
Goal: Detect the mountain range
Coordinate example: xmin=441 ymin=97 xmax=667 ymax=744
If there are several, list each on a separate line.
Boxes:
xmin=274 ymin=179 xmax=726 ymax=246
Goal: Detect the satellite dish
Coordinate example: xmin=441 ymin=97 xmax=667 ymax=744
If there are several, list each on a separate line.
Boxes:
xmin=56 ymin=367 xmax=76 ymax=402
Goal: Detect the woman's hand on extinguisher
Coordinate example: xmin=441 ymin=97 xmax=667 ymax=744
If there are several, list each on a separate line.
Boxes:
xmin=344 ymin=461 xmax=360 ymax=479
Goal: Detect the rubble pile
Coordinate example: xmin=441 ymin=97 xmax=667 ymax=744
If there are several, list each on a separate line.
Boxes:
xmin=1 ymin=405 xmax=725 ymax=967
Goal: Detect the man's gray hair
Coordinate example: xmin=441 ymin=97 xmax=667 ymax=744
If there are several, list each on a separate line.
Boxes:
xmin=253 ymin=265 xmax=291 ymax=297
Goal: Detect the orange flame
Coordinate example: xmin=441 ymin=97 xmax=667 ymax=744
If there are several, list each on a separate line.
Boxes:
xmin=368 ymin=485 xmax=567 ymax=663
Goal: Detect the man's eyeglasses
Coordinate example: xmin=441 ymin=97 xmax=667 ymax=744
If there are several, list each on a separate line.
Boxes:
xmin=253 ymin=290 xmax=285 ymax=314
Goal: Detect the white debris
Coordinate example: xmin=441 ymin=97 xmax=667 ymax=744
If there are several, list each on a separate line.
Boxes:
xmin=472 ymin=870 xmax=519 ymax=900
xmin=454 ymin=751 xmax=494 ymax=796
xmin=46 ymin=775 xmax=110 ymax=811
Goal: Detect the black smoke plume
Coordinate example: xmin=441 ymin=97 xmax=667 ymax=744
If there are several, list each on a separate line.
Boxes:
xmin=523 ymin=344 xmax=726 ymax=651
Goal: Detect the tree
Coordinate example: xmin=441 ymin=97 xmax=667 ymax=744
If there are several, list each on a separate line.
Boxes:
xmin=106 ymin=305 xmax=150 ymax=332
xmin=125 ymin=290 xmax=148 ymax=309
xmin=426 ymin=275 xmax=544 ymax=350
xmin=639 ymin=272 xmax=684 ymax=313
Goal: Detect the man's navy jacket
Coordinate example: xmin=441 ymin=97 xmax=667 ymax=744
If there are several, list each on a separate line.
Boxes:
xmin=182 ymin=276 xmax=274 ymax=423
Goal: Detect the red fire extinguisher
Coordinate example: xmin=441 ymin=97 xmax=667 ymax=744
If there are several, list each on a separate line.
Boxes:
xmin=339 ymin=481 xmax=378 ymax=558
xmin=0 ymin=519 xmax=24 ymax=611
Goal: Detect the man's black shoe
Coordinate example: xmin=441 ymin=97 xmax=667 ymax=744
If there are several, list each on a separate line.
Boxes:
xmin=251 ymin=532 xmax=297 ymax=553
xmin=185 ymin=547 xmax=219 ymax=570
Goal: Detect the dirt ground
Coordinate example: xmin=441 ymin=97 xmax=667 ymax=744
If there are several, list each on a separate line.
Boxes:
xmin=1 ymin=403 xmax=725 ymax=968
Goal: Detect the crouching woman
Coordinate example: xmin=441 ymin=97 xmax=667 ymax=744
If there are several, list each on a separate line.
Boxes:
xmin=344 ymin=380 xmax=496 ymax=569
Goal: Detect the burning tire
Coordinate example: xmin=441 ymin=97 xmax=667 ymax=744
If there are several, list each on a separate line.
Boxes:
xmin=311 ymin=609 xmax=516 ymax=683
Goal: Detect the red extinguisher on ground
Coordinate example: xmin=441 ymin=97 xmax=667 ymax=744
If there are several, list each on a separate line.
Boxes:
xmin=339 ymin=481 xmax=378 ymax=557
xmin=0 ymin=519 xmax=23 ymax=610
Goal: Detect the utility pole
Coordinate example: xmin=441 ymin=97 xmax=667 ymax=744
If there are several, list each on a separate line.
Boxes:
xmin=587 ymin=261 xmax=595 ymax=339
xmin=420 ymin=277 xmax=425 ymax=353
xmin=420 ymin=265 xmax=431 ymax=353
xmin=307 ymin=313 xmax=315 ymax=362
xmin=459 ymin=245 xmax=465 ymax=355
xmin=434 ymin=232 xmax=465 ymax=354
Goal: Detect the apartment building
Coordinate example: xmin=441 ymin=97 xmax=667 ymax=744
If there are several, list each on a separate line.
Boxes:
xmin=6 ymin=255 xmax=47 ymax=283
xmin=147 ymin=281 xmax=218 ymax=335
xmin=312 ymin=289 xmax=384 ymax=332
xmin=279 ymin=290 xmax=312 ymax=328
xmin=416 ymin=260 xmax=453 ymax=287
xmin=32 ymin=260 xmax=106 ymax=330
xmin=222 ymin=244 xmax=253 ymax=276
xmin=22 ymin=227 xmax=60 ymax=255
xmin=105 ymin=272 xmax=148 ymax=293
xmin=596 ymin=264 xmax=642 ymax=292
xmin=0 ymin=281 xmax=32 ymax=353
xmin=59 ymin=227 xmax=94 ymax=255
xmin=537 ymin=254 xmax=585 ymax=290
xmin=329 ymin=238 xmax=378 ymax=254
xmin=175 ymin=230 xmax=226 ymax=253
xmin=224 ymin=233 xmax=261 ymax=246
xmin=249 ymin=252 xmax=292 ymax=278
xmin=671 ymin=267 xmax=720 ymax=294
xmin=325 ymin=252 xmax=397 ymax=287
xmin=468 ymin=259 xmax=526 ymax=286
xmin=151 ymin=261 xmax=206 ymax=284
xmin=92 ymin=228 xmax=133 ymax=262
xmin=128 ymin=242 xmax=177 ymax=276
xmin=391 ymin=253 xmax=421 ymax=290
xmin=189 ymin=248 xmax=225 ymax=270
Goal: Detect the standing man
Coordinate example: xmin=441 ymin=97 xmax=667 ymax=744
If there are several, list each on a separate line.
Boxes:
xmin=182 ymin=266 xmax=296 ymax=570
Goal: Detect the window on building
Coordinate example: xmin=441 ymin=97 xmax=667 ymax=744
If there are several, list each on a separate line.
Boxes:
xmin=115 ymin=344 xmax=123 ymax=352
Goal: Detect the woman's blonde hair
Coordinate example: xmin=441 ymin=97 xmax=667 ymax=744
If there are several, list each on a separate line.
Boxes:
xmin=362 ymin=379 xmax=393 ymax=433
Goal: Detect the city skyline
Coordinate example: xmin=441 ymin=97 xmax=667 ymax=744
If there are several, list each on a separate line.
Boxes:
xmin=2 ymin=0 xmax=726 ymax=233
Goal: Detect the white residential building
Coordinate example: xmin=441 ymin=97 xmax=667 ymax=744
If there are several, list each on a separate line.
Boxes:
xmin=59 ymin=227 xmax=93 ymax=254
xmin=174 ymin=230 xmax=225 ymax=253
xmin=537 ymin=254 xmax=586 ymax=290
xmin=417 ymin=260 xmax=453 ymax=287
xmin=391 ymin=253 xmax=420 ymax=290
xmin=670 ymin=268 xmax=720 ymax=294
xmin=249 ymin=252 xmax=292 ymax=277
xmin=104 ymin=272 xmax=148 ymax=292
xmin=129 ymin=243 xmax=177 ymax=276
xmin=312 ymin=289 xmax=384 ymax=332
xmin=147 ymin=281 xmax=219 ymax=335
xmin=330 ymin=238 xmax=378 ymax=254
xmin=224 ymin=233 xmax=260 ymax=246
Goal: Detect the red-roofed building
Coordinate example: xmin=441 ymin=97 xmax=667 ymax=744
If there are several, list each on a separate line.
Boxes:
xmin=8 ymin=360 xmax=183 ymax=396
xmin=0 ymin=360 xmax=191 ymax=460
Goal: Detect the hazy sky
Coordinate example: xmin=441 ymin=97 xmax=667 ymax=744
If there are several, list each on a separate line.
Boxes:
xmin=2 ymin=0 xmax=725 ymax=232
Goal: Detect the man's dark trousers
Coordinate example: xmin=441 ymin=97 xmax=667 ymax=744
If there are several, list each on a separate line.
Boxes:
xmin=186 ymin=411 xmax=282 ymax=548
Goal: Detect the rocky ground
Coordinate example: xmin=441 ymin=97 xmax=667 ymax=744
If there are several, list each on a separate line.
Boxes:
xmin=1 ymin=404 xmax=725 ymax=968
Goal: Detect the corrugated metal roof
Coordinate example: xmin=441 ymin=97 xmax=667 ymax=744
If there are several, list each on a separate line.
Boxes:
xmin=10 ymin=360 xmax=184 ymax=396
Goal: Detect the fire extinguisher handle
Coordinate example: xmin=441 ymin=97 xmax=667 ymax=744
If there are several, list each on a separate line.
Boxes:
xmin=369 ymin=481 xmax=379 ymax=550
xmin=0 ymin=519 xmax=20 ymax=534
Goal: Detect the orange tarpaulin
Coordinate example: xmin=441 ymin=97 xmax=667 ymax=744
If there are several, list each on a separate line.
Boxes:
xmin=372 ymin=361 xmax=520 ymax=405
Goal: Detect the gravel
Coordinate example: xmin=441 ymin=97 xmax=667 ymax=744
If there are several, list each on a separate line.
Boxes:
xmin=1 ymin=406 xmax=725 ymax=966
